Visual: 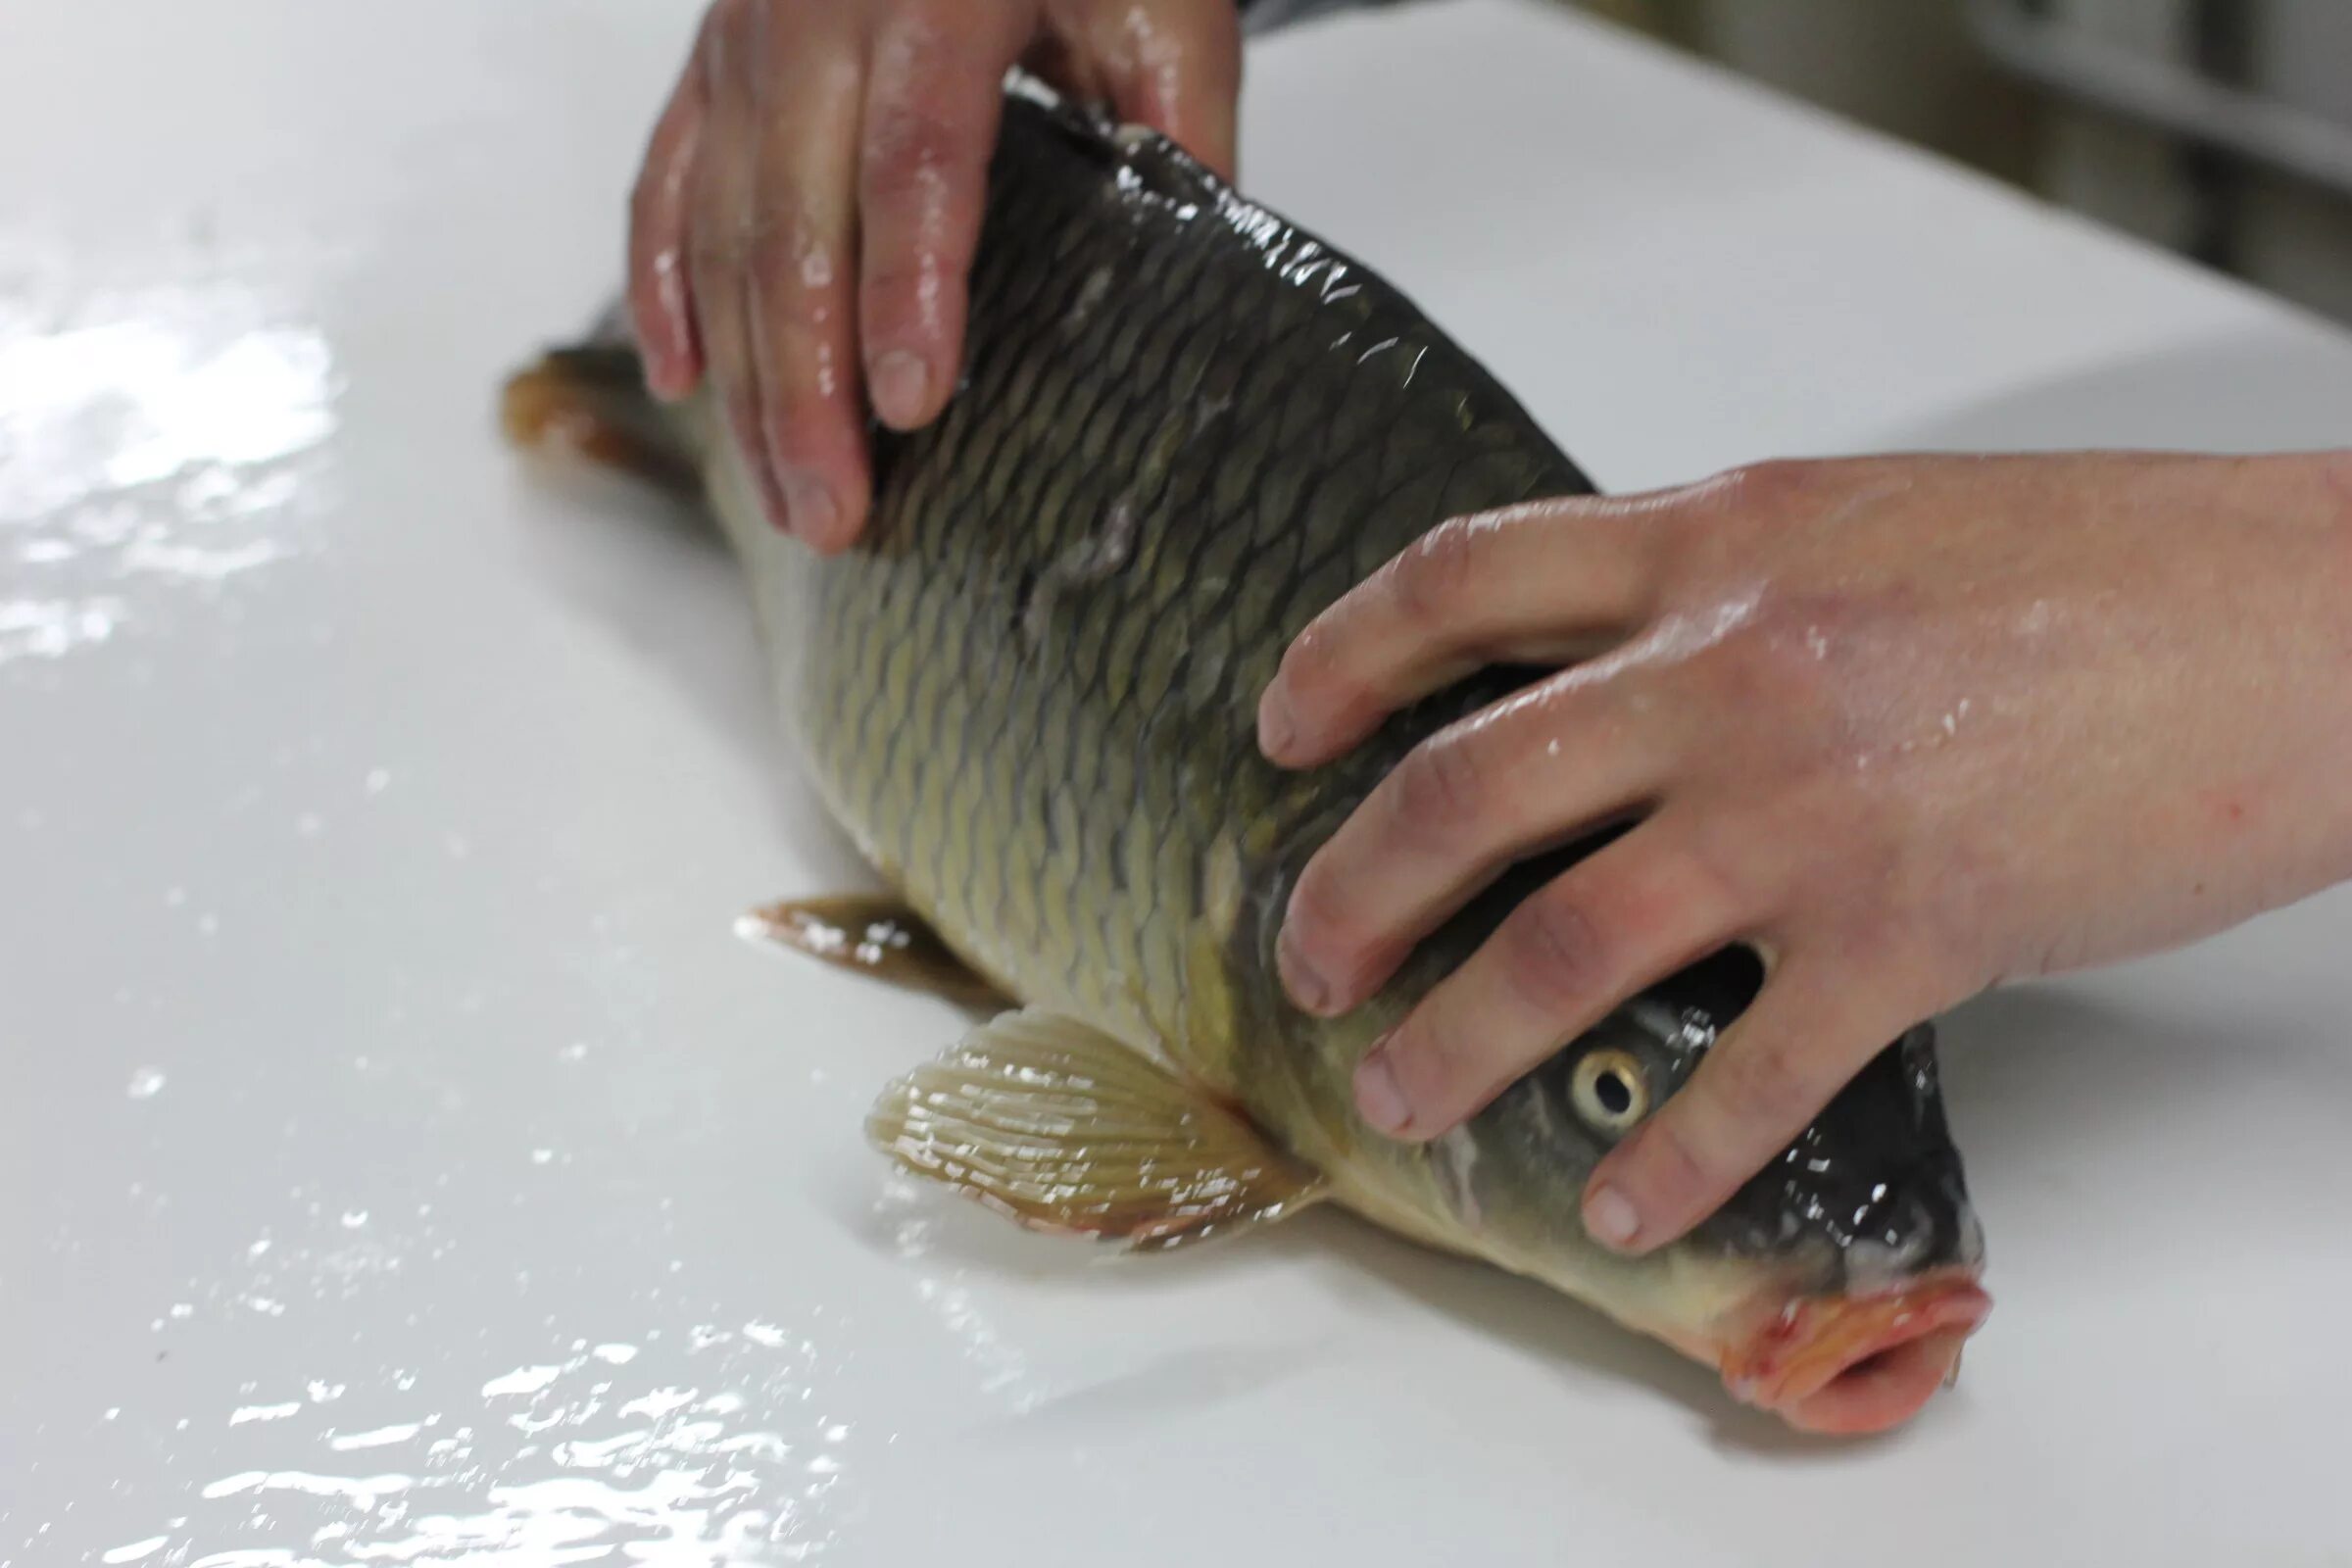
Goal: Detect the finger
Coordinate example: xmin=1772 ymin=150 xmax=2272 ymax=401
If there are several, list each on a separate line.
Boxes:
xmin=1580 ymin=958 xmax=1919 ymax=1255
xmin=628 ymin=9 xmax=717 ymax=400
xmin=740 ymin=4 xmax=872 ymax=552
xmin=1259 ymin=500 xmax=1658 ymax=768
xmin=1348 ymin=823 xmax=1750 ymax=1142
xmin=690 ymin=0 xmax=791 ymax=531
xmin=1099 ymin=1 xmax=1243 ymax=176
xmin=1279 ymin=670 xmax=1670 ymax=1016
xmin=858 ymin=3 xmax=1025 ymax=430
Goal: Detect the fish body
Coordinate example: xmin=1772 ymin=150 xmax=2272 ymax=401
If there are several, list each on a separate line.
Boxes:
xmin=507 ymin=86 xmax=1986 ymax=1433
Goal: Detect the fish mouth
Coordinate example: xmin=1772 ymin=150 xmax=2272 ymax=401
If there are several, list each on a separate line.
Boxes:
xmin=1718 ymin=1269 xmax=1991 ymax=1436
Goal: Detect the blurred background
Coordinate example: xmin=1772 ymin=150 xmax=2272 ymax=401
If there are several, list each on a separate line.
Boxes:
xmin=1573 ymin=0 xmax=2352 ymax=325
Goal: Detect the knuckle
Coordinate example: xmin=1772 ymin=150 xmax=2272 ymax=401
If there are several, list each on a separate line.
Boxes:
xmin=1627 ymin=1108 xmax=1720 ymax=1202
xmin=1387 ymin=517 xmax=1480 ymax=627
xmin=1667 ymin=821 xmax=1768 ymax=928
xmin=1711 ymin=1032 xmax=1821 ymax=1131
xmin=1390 ymin=732 xmax=1487 ymax=842
xmin=1726 ymin=457 xmax=1823 ymax=513
xmin=749 ymin=223 xmax=800 ymax=287
xmin=1687 ymin=594 xmax=1845 ymax=729
xmin=704 ymin=0 xmax=758 ymax=64
xmin=748 ymin=225 xmax=848 ymax=322
xmin=1600 ymin=850 xmax=1706 ymax=945
xmin=1281 ymin=867 xmax=1351 ymax=965
xmin=1384 ymin=1026 xmax=1464 ymax=1113
xmin=1502 ymin=888 xmax=1615 ymax=1016
xmin=864 ymin=105 xmax=967 ymax=206
xmin=687 ymin=223 xmax=751 ymax=281
xmin=1274 ymin=620 xmax=1353 ymax=717
xmin=860 ymin=260 xmax=963 ymax=335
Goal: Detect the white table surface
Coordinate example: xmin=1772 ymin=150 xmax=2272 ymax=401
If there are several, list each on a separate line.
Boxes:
xmin=9 ymin=2 xmax=2352 ymax=1564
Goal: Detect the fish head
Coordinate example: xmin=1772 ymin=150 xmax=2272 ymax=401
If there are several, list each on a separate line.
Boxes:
xmin=1438 ymin=954 xmax=1986 ymax=1436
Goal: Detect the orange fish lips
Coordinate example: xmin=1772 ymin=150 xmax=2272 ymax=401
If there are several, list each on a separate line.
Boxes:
xmin=1720 ymin=1269 xmax=1992 ymax=1436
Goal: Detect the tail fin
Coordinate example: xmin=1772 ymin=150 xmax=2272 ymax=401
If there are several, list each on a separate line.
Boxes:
xmin=501 ymin=340 xmax=701 ymax=498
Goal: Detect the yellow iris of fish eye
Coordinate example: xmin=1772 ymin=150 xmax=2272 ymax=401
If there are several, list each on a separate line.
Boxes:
xmin=1571 ymin=1048 xmax=1650 ymax=1132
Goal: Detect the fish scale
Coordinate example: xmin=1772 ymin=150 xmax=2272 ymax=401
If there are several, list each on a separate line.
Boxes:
xmin=505 ymin=83 xmax=1988 ymax=1432
xmin=798 ymin=104 xmax=1575 ymax=1120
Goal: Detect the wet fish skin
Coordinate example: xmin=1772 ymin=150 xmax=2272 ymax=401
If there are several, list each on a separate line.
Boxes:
xmin=509 ymin=85 xmax=1984 ymax=1422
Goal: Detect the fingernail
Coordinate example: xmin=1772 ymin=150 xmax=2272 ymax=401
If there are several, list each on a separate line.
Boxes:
xmin=781 ymin=470 xmax=838 ymax=546
xmin=1257 ymin=688 xmax=1298 ymax=762
xmin=1584 ymin=1183 xmax=1641 ymax=1250
xmin=1276 ymin=923 xmax=1333 ymax=1015
xmin=1354 ymin=1041 xmax=1412 ymax=1135
xmin=869 ymin=351 xmax=931 ymax=429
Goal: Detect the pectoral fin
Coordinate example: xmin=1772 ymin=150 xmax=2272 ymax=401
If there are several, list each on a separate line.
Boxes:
xmin=739 ymin=896 xmax=1009 ymax=1007
xmin=867 ymin=1009 xmax=1326 ymax=1250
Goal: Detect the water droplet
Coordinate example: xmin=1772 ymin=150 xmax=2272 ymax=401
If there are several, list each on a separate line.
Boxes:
xmin=364 ymin=767 xmax=389 ymax=795
xmin=340 ymin=1210 xmax=368 ymax=1229
xmin=227 ymin=1400 xmax=301 ymax=1425
xmin=529 ymin=1149 xmax=553 ymax=1166
xmin=127 ymin=1067 xmax=168 ymax=1100
xmin=559 ymin=1042 xmax=588 ymax=1063
xmin=295 ymin=812 xmax=322 ymax=838
xmin=480 ymin=1364 xmax=563 ymax=1398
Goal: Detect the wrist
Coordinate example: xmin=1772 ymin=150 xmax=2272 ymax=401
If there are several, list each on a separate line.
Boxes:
xmin=2322 ymin=448 xmax=2352 ymax=538
xmin=2302 ymin=448 xmax=2352 ymax=877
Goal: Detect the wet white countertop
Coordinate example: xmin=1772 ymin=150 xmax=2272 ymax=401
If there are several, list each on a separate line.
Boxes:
xmin=9 ymin=2 xmax=2352 ymax=1563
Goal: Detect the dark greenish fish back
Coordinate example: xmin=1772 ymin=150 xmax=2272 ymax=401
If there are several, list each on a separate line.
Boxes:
xmin=801 ymin=91 xmax=1591 ymax=1064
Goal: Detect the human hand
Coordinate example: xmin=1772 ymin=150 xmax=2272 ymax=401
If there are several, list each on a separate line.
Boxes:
xmin=628 ymin=0 xmax=1242 ymax=550
xmin=1258 ymin=452 xmax=2352 ymax=1252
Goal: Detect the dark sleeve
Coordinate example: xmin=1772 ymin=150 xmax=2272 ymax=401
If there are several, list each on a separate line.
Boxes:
xmin=1238 ymin=0 xmax=1407 ymax=32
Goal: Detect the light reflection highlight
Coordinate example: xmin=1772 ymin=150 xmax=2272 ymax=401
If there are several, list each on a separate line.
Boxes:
xmin=121 ymin=1325 xmax=851 ymax=1566
xmin=0 ymin=257 xmax=338 ymax=668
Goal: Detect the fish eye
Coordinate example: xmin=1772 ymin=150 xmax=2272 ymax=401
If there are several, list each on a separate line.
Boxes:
xmin=1570 ymin=1048 xmax=1650 ymax=1133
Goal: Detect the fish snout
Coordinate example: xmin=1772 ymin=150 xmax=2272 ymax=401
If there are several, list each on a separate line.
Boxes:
xmin=1719 ymin=1268 xmax=1991 ymax=1436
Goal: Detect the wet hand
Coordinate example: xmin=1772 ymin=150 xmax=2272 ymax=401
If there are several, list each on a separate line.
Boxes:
xmin=628 ymin=0 xmax=1241 ymax=550
xmin=1259 ymin=452 xmax=2352 ymax=1252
